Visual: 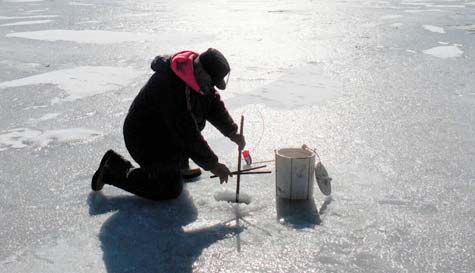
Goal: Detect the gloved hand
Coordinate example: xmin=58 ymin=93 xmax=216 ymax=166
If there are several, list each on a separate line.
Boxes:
xmin=229 ymin=133 xmax=246 ymax=150
xmin=210 ymin=162 xmax=232 ymax=184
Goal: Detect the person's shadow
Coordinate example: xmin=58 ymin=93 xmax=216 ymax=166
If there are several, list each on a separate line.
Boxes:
xmin=87 ymin=190 xmax=241 ymax=273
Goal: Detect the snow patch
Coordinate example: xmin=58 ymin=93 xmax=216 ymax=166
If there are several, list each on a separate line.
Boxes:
xmin=0 ymin=66 xmax=142 ymax=102
xmin=6 ymin=29 xmax=161 ymax=44
xmin=422 ymin=25 xmax=445 ymax=33
xmin=0 ymin=15 xmax=59 ymax=20
xmin=380 ymin=14 xmax=403 ymax=19
xmin=404 ymin=9 xmax=442 ymax=13
xmin=23 ymin=9 xmax=49 ymax=13
xmin=68 ymin=2 xmax=93 ymax=6
xmin=0 ymin=20 xmax=53 ymax=27
xmin=227 ymin=64 xmax=342 ymax=109
xmin=29 ymin=112 xmax=60 ymax=122
xmin=423 ymin=45 xmax=463 ymax=59
xmin=77 ymin=20 xmax=101 ymax=24
xmin=391 ymin=23 xmax=403 ymax=28
xmin=425 ymin=4 xmax=464 ymax=8
xmin=0 ymin=128 xmax=102 ymax=150
xmin=400 ymin=2 xmax=431 ymax=6
xmin=3 ymin=0 xmax=44 ymax=2
xmin=454 ymin=24 xmax=475 ymax=33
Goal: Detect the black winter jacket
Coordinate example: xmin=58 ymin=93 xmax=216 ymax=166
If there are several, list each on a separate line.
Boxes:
xmin=123 ymin=55 xmax=238 ymax=170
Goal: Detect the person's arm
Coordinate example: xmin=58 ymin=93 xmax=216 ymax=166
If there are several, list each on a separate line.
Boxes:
xmin=206 ymin=91 xmax=245 ymax=150
xmin=157 ymin=85 xmax=218 ymax=171
xmin=206 ymin=91 xmax=238 ymax=137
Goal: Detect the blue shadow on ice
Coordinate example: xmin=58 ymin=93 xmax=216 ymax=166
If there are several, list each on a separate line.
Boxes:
xmin=87 ymin=190 xmax=241 ymax=273
xmin=276 ymin=197 xmax=321 ymax=228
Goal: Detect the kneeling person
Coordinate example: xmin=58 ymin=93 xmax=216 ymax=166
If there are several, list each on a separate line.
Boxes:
xmin=91 ymin=48 xmax=245 ymax=200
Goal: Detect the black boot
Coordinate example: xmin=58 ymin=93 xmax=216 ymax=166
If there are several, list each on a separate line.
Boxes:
xmin=91 ymin=150 xmax=132 ymax=191
xmin=179 ymin=158 xmax=202 ymax=180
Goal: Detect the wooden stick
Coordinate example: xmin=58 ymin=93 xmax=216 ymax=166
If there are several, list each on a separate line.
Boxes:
xmin=240 ymin=164 xmax=267 ymax=173
xmin=236 ymin=115 xmax=244 ymax=203
xmin=237 ymin=171 xmax=271 ymax=175
xmin=212 ymin=171 xmax=271 ymax=178
xmin=210 ymin=166 xmax=269 ymax=178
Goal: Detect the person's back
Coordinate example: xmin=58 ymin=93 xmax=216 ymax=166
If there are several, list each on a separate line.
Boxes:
xmin=124 ymin=55 xmax=187 ymax=166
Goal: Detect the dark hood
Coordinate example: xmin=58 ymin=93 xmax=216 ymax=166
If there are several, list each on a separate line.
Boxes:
xmin=150 ymin=55 xmax=170 ymax=72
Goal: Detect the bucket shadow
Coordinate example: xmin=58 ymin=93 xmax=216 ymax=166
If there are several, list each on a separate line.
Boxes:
xmin=276 ymin=197 xmax=321 ymax=228
xmin=87 ymin=190 xmax=241 ymax=273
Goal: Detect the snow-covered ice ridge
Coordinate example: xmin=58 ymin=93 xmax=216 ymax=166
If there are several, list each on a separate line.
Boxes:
xmin=0 ymin=128 xmax=102 ymax=151
xmin=0 ymin=20 xmax=52 ymax=26
xmin=6 ymin=30 xmax=159 ymax=44
xmin=0 ymin=66 xmax=142 ymax=102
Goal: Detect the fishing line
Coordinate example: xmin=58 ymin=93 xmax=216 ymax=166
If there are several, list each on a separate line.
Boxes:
xmin=240 ymin=108 xmax=266 ymax=165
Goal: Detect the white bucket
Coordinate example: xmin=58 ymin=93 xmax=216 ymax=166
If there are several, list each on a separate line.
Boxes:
xmin=275 ymin=147 xmax=316 ymax=200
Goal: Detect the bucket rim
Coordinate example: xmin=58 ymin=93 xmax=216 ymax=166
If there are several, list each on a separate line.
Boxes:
xmin=275 ymin=147 xmax=314 ymax=159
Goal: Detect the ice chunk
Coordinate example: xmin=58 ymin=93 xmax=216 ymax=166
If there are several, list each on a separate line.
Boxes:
xmin=214 ymin=190 xmax=252 ymax=204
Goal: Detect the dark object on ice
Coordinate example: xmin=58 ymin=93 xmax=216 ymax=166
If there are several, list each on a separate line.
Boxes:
xmin=315 ymin=162 xmax=332 ymax=196
xmin=91 ymin=48 xmax=245 ymax=200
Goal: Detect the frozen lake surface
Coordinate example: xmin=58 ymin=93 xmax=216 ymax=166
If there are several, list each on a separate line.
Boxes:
xmin=1 ymin=0 xmax=474 ymax=272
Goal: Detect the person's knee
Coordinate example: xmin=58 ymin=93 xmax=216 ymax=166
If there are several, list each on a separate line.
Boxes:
xmin=164 ymin=180 xmax=183 ymax=199
xmin=145 ymin=179 xmax=183 ymax=201
xmin=146 ymin=187 xmax=181 ymax=201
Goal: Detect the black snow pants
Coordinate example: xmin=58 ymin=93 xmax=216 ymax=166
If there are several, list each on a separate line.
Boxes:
xmin=112 ymin=118 xmax=185 ymax=201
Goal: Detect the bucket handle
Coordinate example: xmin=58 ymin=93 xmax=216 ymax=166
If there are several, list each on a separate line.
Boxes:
xmin=303 ymin=144 xmax=332 ymax=195
xmin=301 ymin=144 xmax=321 ymax=162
